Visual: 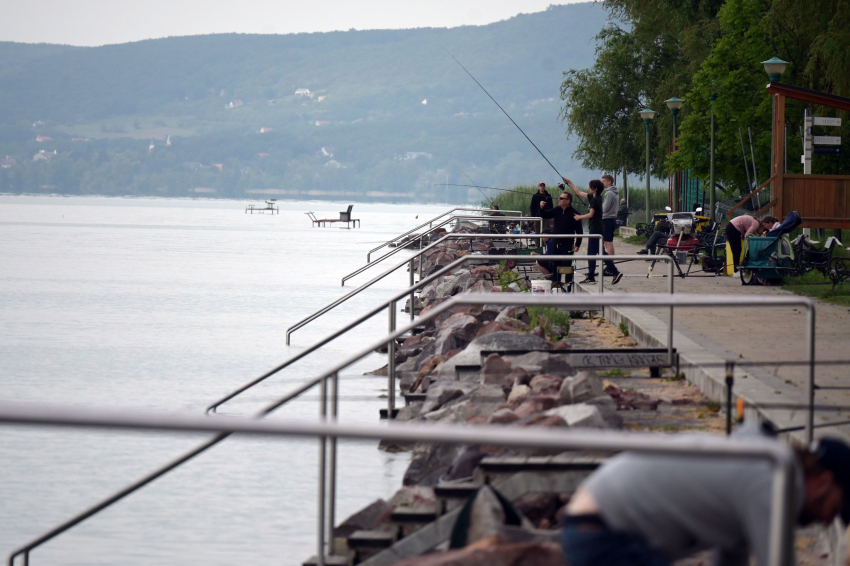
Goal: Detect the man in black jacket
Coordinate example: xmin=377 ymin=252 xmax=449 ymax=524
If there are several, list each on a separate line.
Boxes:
xmin=530 ymin=183 xmax=553 ymax=225
xmin=538 ymin=191 xmax=583 ymax=254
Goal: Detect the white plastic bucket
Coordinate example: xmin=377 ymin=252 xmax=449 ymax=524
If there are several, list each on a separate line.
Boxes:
xmin=531 ymin=280 xmax=552 ymax=293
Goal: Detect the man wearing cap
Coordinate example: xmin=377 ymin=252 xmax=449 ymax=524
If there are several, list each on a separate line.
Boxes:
xmin=561 ymin=427 xmax=850 ymax=566
xmin=530 ymin=183 xmax=553 ymax=228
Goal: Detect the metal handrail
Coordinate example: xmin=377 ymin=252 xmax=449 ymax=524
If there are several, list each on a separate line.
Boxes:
xmin=342 ymin=215 xmax=543 ymax=286
xmin=287 ymin=233 xmax=603 ymax=344
xmin=7 ymin=292 xmax=808 ymax=566
xmin=0 ymin=405 xmax=798 ymax=566
xmin=294 ymin=292 xmax=813 ymax=564
xmin=366 ymin=207 xmax=523 ymax=262
xmin=208 ymin=253 xmax=674 ymax=415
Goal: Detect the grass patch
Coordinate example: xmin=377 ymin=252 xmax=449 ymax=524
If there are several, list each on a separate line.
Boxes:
xmin=599 ymin=368 xmax=627 ymax=377
xmin=622 ymin=234 xmax=648 ymax=246
xmin=618 ymin=322 xmax=630 ymax=337
xmin=661 ymin=373 xmax=686 ymax=382
xmin=527 ymin=306 xmax=571 ymax=340
xmin=782 ymin=270 xmax=850 ymax=307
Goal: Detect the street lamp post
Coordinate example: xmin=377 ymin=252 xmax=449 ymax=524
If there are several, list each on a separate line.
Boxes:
xmin=761 ymin=57 xmax=789 ymax=216
xmin=709 ymin=93 xmax=717 ymax=222
xmin=640 ymin=109 xmax=657 ymax=224
xmin=665 ymin=97 xmax=684 ymax=212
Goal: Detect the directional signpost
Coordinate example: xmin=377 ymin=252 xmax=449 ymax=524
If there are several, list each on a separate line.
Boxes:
xmin=810 ymin=118 xmax=842 ymax=158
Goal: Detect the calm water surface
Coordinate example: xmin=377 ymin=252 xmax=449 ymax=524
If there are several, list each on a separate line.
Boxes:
xmin=0 ymin=196 xmax=450 ymax=565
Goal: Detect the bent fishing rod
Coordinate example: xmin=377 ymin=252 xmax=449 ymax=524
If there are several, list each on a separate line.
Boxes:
xmin=444 ymin=48 xmax=587 ymax=206
xmin=458 ymin=169 xmax=494 ymax=205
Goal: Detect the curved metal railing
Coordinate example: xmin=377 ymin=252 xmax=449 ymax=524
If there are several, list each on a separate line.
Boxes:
xmin=287 ymin=232 xmax=600 ymax=344
xmin=365 ymin=207 xmax=522 ymax=262
xmin=342 ymin=215 xmax=543 ymax=286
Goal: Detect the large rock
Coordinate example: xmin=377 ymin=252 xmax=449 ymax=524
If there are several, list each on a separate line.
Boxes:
xmin=467 ymin=384 xmax=507 ymax=417
xmin=506 ymin=351 xmax=573 ymax=377
xmin=333 ymin=498 xmax=393 ymax=538
xmin=424 ymin=401 xmax=469 ymax=424
xmin=403 ymin=443 xmax=468 ymax=486
xmin=389 ymin=485 xmax=437 ymax=508
xmin=496 ymin=306 xmax=532 ymax=325
xmin=481 ymin=353 xmax=512 ymax=385
xmin=421 ymin=380 xmax=478 ymax=413
xmin=444 ymin=448 xmax=487 ymax=482
xmin=585 ymin=395 xmax=623 ymax=429
xmin=514 ymin=396 xmax=560 ymax=419
xmin=543 ymin=403 xmax=609 ymax=428
xmin=488 ymin=408 xmax=520 ymax=425
xmin=473 ymin=331 xmax=548 ymax=354
xmin=529 ymin=374 xmax=563 ymax=394
xmin=559 ymin=371 xmax=604 ymax=404
xmin=393 ymin=540 xmax=566 ymax=566
xmin=507 ymin=384 xmax=530 ymax=404
xmin=466 ymin=486 xmax=507 ymax=545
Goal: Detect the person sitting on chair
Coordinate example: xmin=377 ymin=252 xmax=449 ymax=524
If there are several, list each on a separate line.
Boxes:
xmin=616 ymin=198 xmax=630 ymax=226
xmin=636 ymin=217 xmax=673 ymax=255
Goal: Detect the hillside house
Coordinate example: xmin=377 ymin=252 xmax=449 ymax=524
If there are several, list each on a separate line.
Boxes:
xmin=33 ymin=150 xmax=56 ymax=162
xmin=213 ymin=164 xmax=223 ymax=171
xmin=315 ymin=121 xmax=330 ymax=126
xmin=227 ymin=99 xmax=244 ymax=109
xmin=1 ymin=156 xmax=16 ymax=168
xmin=317 ymin=95 xmax=326 ymax=102
xmin=259 ymin=127 xmax=273 ymax=133
xmin=35 ymin=135 xmax=52 ymax=142
xmin=295 ymin=88 xmax=312 ymax=97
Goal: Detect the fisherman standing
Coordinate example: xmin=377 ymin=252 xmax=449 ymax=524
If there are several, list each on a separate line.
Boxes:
xmin=561 ymin=428 xmax=850 ymax=566
xmin=565 ymin=178 xmax=622 ymax=284
xmin=530 ymin=183 xmax=553 ymax=228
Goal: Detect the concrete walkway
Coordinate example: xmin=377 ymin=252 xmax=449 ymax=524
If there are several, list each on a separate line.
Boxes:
xmin=573 ymin=235 xmax=850 ymax=443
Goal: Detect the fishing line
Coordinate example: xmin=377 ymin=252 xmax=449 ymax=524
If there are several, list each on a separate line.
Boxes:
xmin=458 ymin=169 xmax=493 ymax=204
xmin=433 ymin=183 xmax=534 ymax=195
xmin=443 ymin=47 xmax=587 ymax=206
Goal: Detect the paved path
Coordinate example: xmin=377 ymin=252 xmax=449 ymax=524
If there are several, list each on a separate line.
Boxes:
xmin=572 ymin=235 xmax=850 ymax=441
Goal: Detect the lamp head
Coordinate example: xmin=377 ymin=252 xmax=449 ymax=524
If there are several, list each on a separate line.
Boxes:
xmin=665 ymin=97 xmax=684 ymax=114
xmin=640 ymin=109 xmax=657 ymax=124
xmin=762 ymin=57 xmax=789 ymax=82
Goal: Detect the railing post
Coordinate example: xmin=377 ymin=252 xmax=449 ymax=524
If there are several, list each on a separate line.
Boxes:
xmin=388 ymin=302 xmax=397 ymax=420
xmin=669 ymin=258 xmax=674 ymax=368
xmin=328 ymin=372 xmax=338 ymax=556
xmin=806 ymin=306 xmax=816 ymax=443
xmin=317 ymin=376 xmax=327 ymax=566
xmin=725 ymin=362 xmax=735 ymax=436
xmin=409 ymin=259 xmax=415 ymax=322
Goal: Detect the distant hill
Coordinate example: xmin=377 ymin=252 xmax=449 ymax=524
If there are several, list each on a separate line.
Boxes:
xmin=0 ymin=3 xmax=608 ymax=202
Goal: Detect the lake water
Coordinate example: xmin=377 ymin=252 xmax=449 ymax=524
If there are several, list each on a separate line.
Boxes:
xmin=0 ymin=196 xmax=451 ymax=565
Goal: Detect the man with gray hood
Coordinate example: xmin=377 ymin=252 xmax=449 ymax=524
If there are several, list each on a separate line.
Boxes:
xmin=600 ymin=174 xmax=620 ymax=274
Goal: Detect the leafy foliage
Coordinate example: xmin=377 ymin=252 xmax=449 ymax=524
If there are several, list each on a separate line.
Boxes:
xmin=527 ymin=306 xmax=571 ymax=340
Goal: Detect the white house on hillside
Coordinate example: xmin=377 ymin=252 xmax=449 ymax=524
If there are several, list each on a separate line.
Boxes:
xmin=295 ymin=88 xmax=312 ymax=97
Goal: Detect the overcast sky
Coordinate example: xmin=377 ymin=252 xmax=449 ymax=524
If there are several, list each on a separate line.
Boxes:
xmin=0 ymin=1 xmax=590 ymax=47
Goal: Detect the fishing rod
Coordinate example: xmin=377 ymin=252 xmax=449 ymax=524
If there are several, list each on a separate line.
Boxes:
xmin=458 ymin=169 xmax=493 ymax=204
xmin=433 ymin=183 xmax=534 ymax=195
xmin=443 ymin=47 xmax=587 ymax=206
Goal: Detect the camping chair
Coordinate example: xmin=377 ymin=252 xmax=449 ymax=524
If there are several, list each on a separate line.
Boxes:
xmin=339 ymin=205 xmax=353 ymax=222
xmin=739 ymin=211 xmax=802 ymax=285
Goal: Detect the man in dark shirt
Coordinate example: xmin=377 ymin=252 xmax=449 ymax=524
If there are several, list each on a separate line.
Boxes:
xmin=569 ymin=179 xmax=622 ymax=284
xmin=538 ymin=191 xmax=583 ymax=254
xmin=530 ymin=183 xmax=553 ymax=224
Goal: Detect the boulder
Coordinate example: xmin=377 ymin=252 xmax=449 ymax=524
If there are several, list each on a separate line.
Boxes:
xmin=469 ymin=280 xmax=494 ymax=293
xmin=531 ymin=326 xmax=547 ymax=340
xmin=467 ymin=384 xmax=507 ymax=417
xmin=507 ymin=384 xmax=530 ymax=404
xmin=443 ymin=448 xmax=486 ymax=481
xmin=389 ymin=484 xmax=437 ymax=508
xmin=396 ymin=402 xmax=423 ymax=421
xmin=424 ymin=400 xmax=469 ymax=423
xmin=559 ymin=371 xmax=604 ymax=404
xmin=519 ymin=414 xmax=568 ymax=428
xmin=333 ymin=498 xmax=393 ymax=538
xmin=481 ymin=353 xmax=512 ymax=385
xmin=473 ymin=331 xmax=548 ymax=354
xmin=393 ymin=540 xmax=566 ymax=566
xmin=403 ymin=333 xmax=434 ymax=348
xmin=543 ymin=403 xmax=609 ymax=428
xmin=417 ymin=355 xmax=446 ymax=382
xmin=505 ymin=367 xmax=531 ymax=387
xmin=495 ymin=306 xmax=531 ymax=325
xmin=529 ymin=374 xmax=564 ymax=394
xmin=421 ymin=380 xmax=478 ymax=413
xmin=514 ymin=396 xmax=560 ymax=419
xmin=475 ymin=320 xmax=517 ymax=338
xmin=488 ymin=408 xmax=520 ymax=425
xmin=506 ymin=351 xmax=573 ymax=377
xmin=466 ymin=486 xmax=507 ymax=545
xmin=403 ymin=443 xmax=468 ymax=486
xmin=585 ymin=395 xmax=623 ymax=429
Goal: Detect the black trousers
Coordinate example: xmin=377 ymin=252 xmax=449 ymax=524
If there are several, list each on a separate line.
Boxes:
xmin=724 ymin=223 xmax=743 ymax=268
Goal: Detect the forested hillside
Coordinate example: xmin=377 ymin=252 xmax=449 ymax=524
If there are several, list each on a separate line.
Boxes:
xmin=0 ymin=3 xmax=606 ymax=202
